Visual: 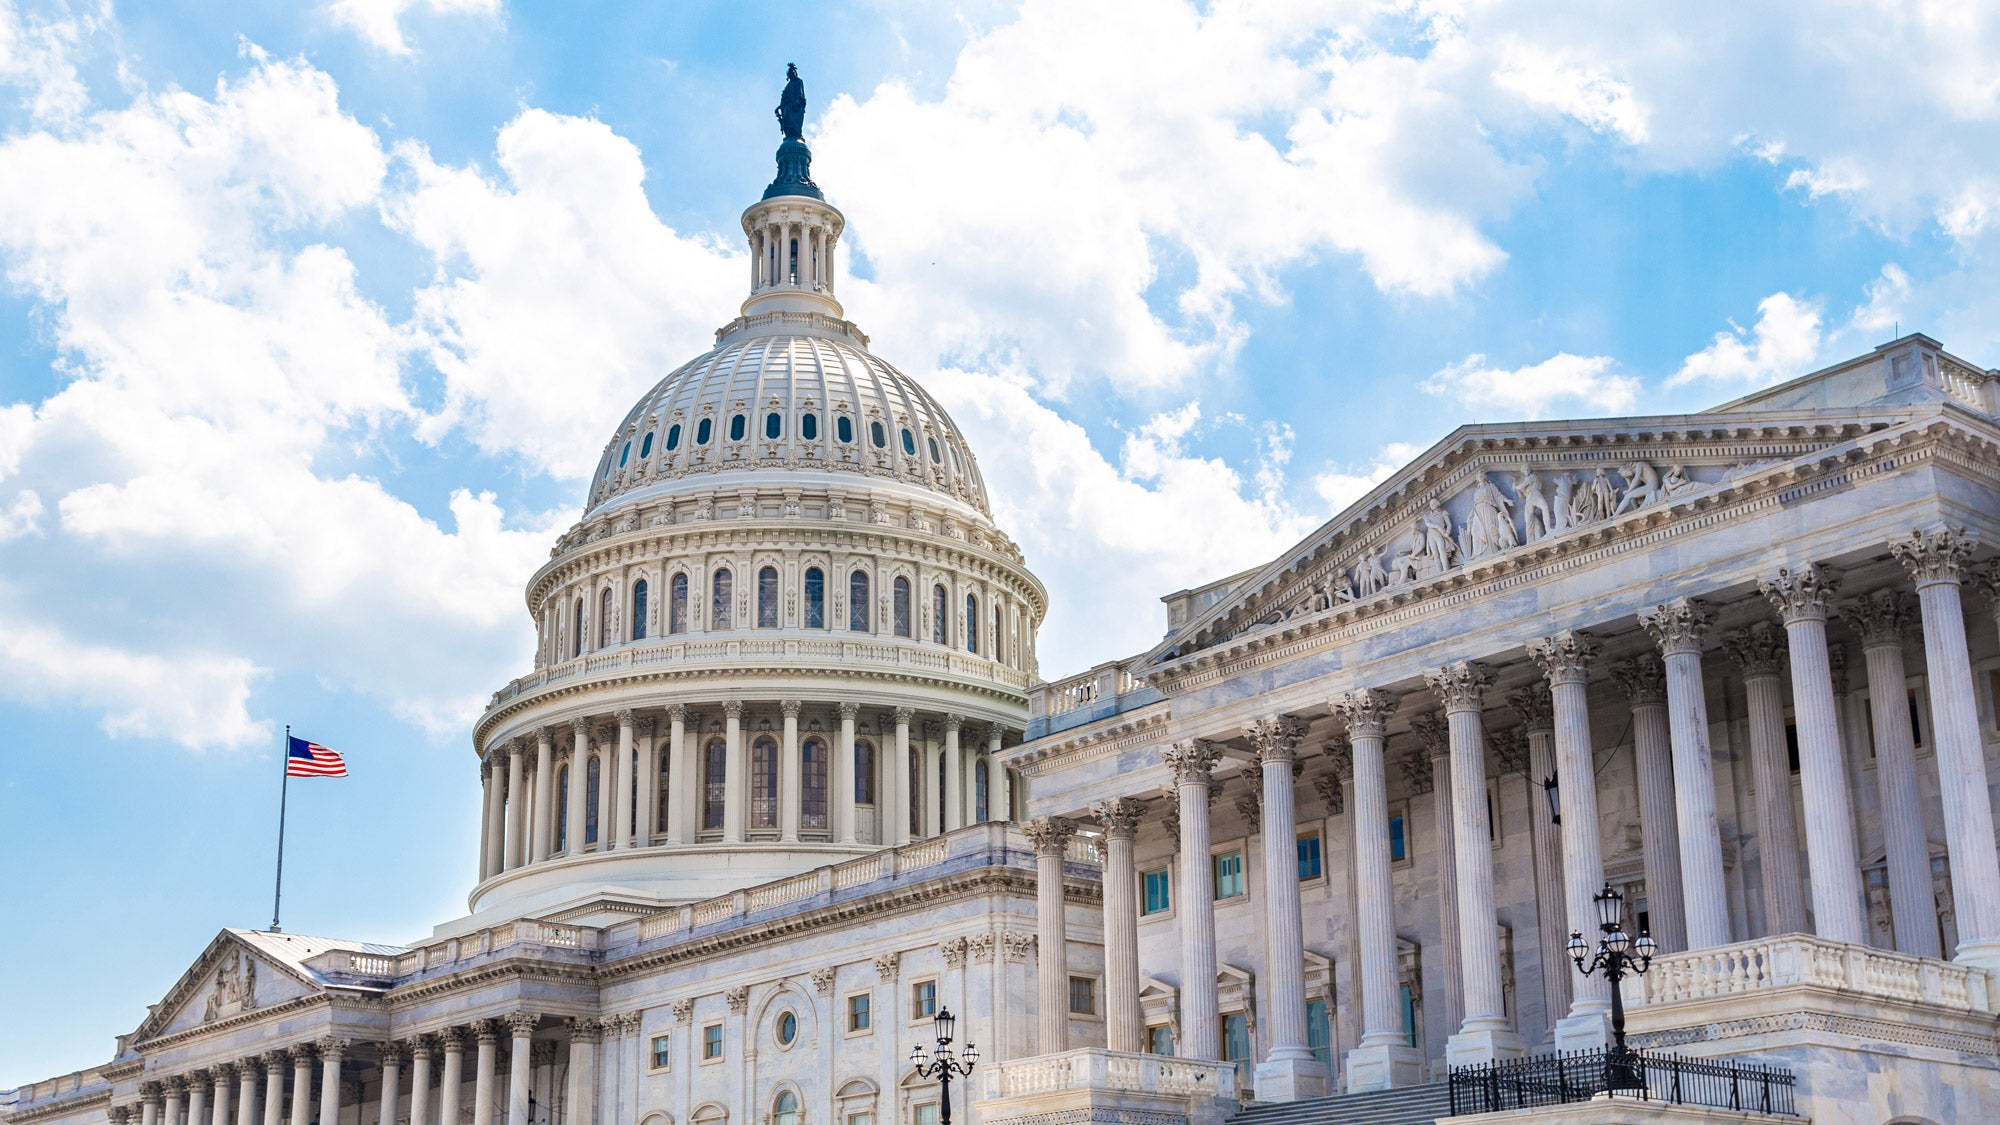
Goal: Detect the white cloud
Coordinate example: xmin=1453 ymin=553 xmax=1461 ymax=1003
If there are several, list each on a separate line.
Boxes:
xmin=0 ymin=489 xmax=42 ymax=538
xmin=1848 ymin=264 xmax=1912 ymax=339
xmin=0 ymin=0 xmax=99 ymax=124
xmin=325 ymin=0 xmax=500 ymax=57
xmin=1493 ymin=39 xmax=1650 ymax=143
xmin=1423 ymin=352 xmax=1641 ymax=418
xmin=1669 ymin=292 xmax=1825 ymax=388
xmin=1314 ymin=442 xmax=1422 ymax=514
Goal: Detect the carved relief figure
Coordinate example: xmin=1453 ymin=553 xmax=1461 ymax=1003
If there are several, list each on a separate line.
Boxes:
xmin=1514 ymin=468 xmax=1553 ymax=541
xmin=1418 ymin=498 xmax=1458 ymax=574
xmin=1464 ymin=474 xmax=1518 ymax=559
xmin=1662 ymin=464 xmax=1699 ymax=497
xmin=1548 ymin=473 xmax=1575 ymax=535
xmin=1612 ymin=461 xmax=1661 ymax=516
xmin=1354 ymin=546 xmax=1390 ymax=597
xmin=1584 ymin=467 xmax=1619 ymax=524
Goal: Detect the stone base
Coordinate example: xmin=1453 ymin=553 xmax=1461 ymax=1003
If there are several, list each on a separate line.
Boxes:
xmin=1450 ymin=1094 xmax=1796 ymax=1124
xmin=1342 ymin=1040 xmax=1424 ymax=1092
xmin=1445 ymin=1024 xmax=1526 ymax=1067
xmin=1554 ymin=1009 xmax=1612 ymax=1053
xmin=1954 ymin=936 xmax=2000 ymax=973
xmin=1252 ymin=1054 xmax=1328 ymax=1101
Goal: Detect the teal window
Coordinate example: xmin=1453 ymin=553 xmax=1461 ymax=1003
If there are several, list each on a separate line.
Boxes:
xmin=1146 ymin=1024 xmax=1174 ymax=1055
xmin=696 ymin=417 xmax=712 ymax=444
xmin=729 ymin=413 xmax=747 ymax=441
xmin=1307 ymin=999 xmax=1331 ymax=1066
xmin=928 ymin=435 xmax=941 ymax=463
xmin=1400 ymin=984 xmax=1418 ymax=1047
xmin=639 ymin=431 xmax=653 ymax=458
xmin=765 ymin=412 xmax=782 ymax=439
xmin=901 ymin=427 xmax=916 ymax=456
xmin=1297 ymin=833 xmax=1323 ymax=880
xmin=777 ymin=1010 xmax=798 ymax=1045
xmin=836 ymin=415 xmax=853 ymax=443
xmin=1389 ymin=812 xmax=1408 ymax=862
xmin=619 ymin=441 xmax=630 ymax=467
xmin=870 ymin=420 xmax=886 ymax=447
xmin=1223 ymin=1013 xmax=1251 ymax=1062
xmin=802 ymin=413 xmax=819 ymax=441
xmin=666 ymin=422 xmax=682 ymax=451
xmin=1142 ymin=868 xmax=1171 ymax=915
xmin=1214 ymin=851 xmax=1244 ymax=899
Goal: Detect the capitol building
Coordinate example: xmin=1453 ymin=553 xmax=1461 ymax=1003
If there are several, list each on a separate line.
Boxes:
xmin=11 ymin=74 xmax=2000 ymax=1125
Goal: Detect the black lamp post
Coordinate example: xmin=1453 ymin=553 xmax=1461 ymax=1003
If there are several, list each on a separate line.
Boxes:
xmin=910 ymin=1008 xmax=979 ymax=1125
xmin=1567 ymin=882 xmax=1656 ymax=1094
xmin=1541 ymin=773 xmax=1562 ymax=825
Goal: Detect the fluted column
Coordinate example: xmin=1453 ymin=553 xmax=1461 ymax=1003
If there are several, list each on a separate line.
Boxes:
xmin=187 ymin=1069 xmax=209 ymax=1125
xmin=1246 ymin=715 xmax=1327 ymax=1099
xmin=637 ymin=716 xmax=658 ymax=846
xmin=501 ymin=739 xmax=526 ymax=870
xmin=1428 ymin=662 xmax=1522 ymax=1065
xmin=257 ymin=1055 xmax=282 ymax=1125
xmin=1761 ymin=565 xmax=1866 ymax=943
xmin=564 ymin=1020 xmax=599 ymax=1125
xmin=989 ymin=725 xmax=1010 ymax=821
xmin=1092 ymin=798 xmax=1144 ymax=1053
xmin=1723 ymin=625 xmax=1808 ymax=936
xmin=505 ymin=1013 xmax=535 ymax=1125
xmin=407 ymin=1039 xmax=434 ymax=1125
xmin=1844 ymin=591 xmax=1940 ymax=957
xmin=665 ymin=705 xmax=689 ymax=844
xmin=1895 ymin=527 xmax=2000 ymax=967
xmin=1411 ymin=713 xmax=1463 ymax=1045
xmin=781 ymin=700 xmax=803 ymax=842
xmin=286 ymin=1047 xmax=314 ymax=1125
xmin=590 ymin=722 xmax=613 ymax=850
xmin=1164 ymin=739 xmax=1223 ymax=1059
xmin=1640 ymin=598 xmax=1730 ymax=950
xmin=163 ymin=1078 xmax=186 ymax=1125
xmin=564 ymin=720 xmax=588 ymax=854
xmin=836 ymin=702 xmax=859 ymax=843
xmin=1612 ymin=654 xmax=1689 ymax=951
xmin=922 ymin=722 xmax=943 ymax=837
xmin=1508 ymin=683 xmax=1573 ymax=1042
xmin=376 ymin=1044 xmax=405 ymax=1125
xmin=480 ymin=755 xmax=502 ymax=877
xmin=140 ymin=1083 xmax=162 ymax=1125
xmin=1527 ymin=634 xmax=1611 ymax=1047
xmin=1026 ymin=817 xmax=1075 ymax=1052
xmin=723 ymin=701 xmax=745 ymax=843
xmin=611 ymin=711 xmax=636 ymax=849
xmin=943 ymin=715 xmax=964 ymax=832
xmin=437 ymin=1028 xmax=465 ymax=1125
xmin=233 ymin=1062 xmax=255 ymax=1125
xmin=892 ymin=708 xmax=914 ymax=846
xmin=1335 ymin=691 xmax=1421 ymax=1089
xmin=315 ymin=1040 xmax=345 ymax=1125
xmin=208 ymin=1065 xmax=231 ymax=1125
xmin=469 ymin=1020 xmax=498 ymax=1125
xmin=530 ymin=729 xmax=556 ymax=863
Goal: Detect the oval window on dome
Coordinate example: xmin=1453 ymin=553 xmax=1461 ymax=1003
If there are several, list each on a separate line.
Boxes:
xmin=870 ymin=420 xmax=887 ymax=448
xmin=639 ymin=432 xmax=654 ymax=459
xmin=927 ymin=436 xmax=941 ymax=464
xmin=666 ymin=423 xmax=682 ymax=451
xmin=802 ymin=413 xmax=819 ymax=441
xmin=730 ymin=414 xmax=747 ymax=442
xmin=765 ymin=412 xmax=782 ymax=440
xmin=836 ymin=416 xmax=853 ymax=444
xmin=619 ymin=441 xmax=631 ymax=467
xmin=901 ymin=428 xmax=916 ymax=457
xmin=696 ymin=418 xmax=712 ymax=445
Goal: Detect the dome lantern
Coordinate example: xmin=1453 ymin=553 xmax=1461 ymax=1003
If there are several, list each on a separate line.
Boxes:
xmin=740 ymin=64 xmax=845 ymax=322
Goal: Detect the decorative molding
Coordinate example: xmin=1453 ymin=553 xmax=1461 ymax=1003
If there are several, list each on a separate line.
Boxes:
xmin=1334 ymin=689 xmax=1397 ymax=740
xmin=1244 ymin=715 xmax=1307 ymax=766
xmin=1159 ymin=739 xmax=1222 ymax=787
xmin=1425 ymin=661 xmax=1491 ymax=713
xmin=874 ymin=952 xmax=901 ymax=982
xmin=1892 ymin=524 xmax=1977 ymax=587
xmin=1722 ymin=622 xmax=1787 ymax=678
xmin=1023 ymin=817 xmax=1076 ymax=856
xmin=1612 ymin=653 xmax=1668 ymax=705
xmin=1640 ymin=596 xmax=1714 ymax=655
xmin=1760 ymin=563 xmax=1842 ymax=624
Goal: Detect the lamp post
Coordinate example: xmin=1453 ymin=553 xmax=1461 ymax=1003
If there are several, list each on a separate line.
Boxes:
xmin=910 ymin=1008 xmax=978 ymax=1125
xmin=1567 ymin=882 xmax=1656 ymax=1094
xmin=1541 ymin=773 xmax=1561 ymax=825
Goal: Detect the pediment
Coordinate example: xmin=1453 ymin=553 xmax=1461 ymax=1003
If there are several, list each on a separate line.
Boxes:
xmin=132 ymin=930 xmax=322 ymax=1044
xmin=1142 ymin=408 xmax=1940 ymax=672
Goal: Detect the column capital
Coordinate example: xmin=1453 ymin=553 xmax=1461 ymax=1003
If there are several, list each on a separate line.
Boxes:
xmin=725 ymin=986 xmax=750 ymax=1014
xmin=667 ymin=702 xmax=688 ymax=722
xmin=1722 ymin=622 xmax=1787 ymax=677
xmin=185 ymin=1068 xmax=210 ymax=1087
xmin=1489 ymin=726 xmax=1528 ymax=775
xmin=535 ymin=726 xmax=555 ymax=748
xmin=1507 ymin=684 xmax=1553 ymax=732
xmin=1760 ymin=563 xmax=1843 ymax=624
xmin=260 ymin=1050 xmax=287 ymax=1073
xmin=1640 ymin=596 xmax=1714 ymax=655
xmin=139 ymin=1082 xmax=163 ymax=1104
xmin=504 ymin=737 xmax=525 ymax=760
xmin=163 ymin=1076 xmax=189 ymax=1096
xmin=873 ymin=951 xmax=902 ymax=981
xmin=1312 ymin=774 xmax=1344 ymax=815
xmin=781 ymin=699 xmax=802 ymax=719
xmin=505 ymin=1011 xmax=540 ymax=1037
xmin=315 ymin=1037 xmax=349 ymax=1059
xmin=670 ymin=999 xmax=695 ymax=1025
xmin=1424 ymin=660 xmax=1492 ymax=713
xmin=568 ymin=716 xmax=591 ymax=742
xmin=1398 ymin=751 xmax=1434 ymax=795
xmin=1090 ymin=797 xmax=1144 ymax=839
xmin=109 ymin=1107 xmax=133 ymax=1125
xmin=894 ymin=706 xmax=916 ymax=724
xmin=723 ymin=699 xmax=745 ymax=719
xmin=210 ymin=1062 xmax=237 ymax=1083
xmin=1334 ymin=689 xmax=1398 ymax=739
xmin=1611 ymin=652 xmax=1668 ymax=703
xmin=565 ymin=1016 xmax=603 ymax=1043
xmin=377 ymin=1041 xmax=409 ymax=1066
xmin=1245 ymin=714 xmax=1307 ymax=765
xmin=1024 ymin=816 xmax=1077 ymax=856
xmin=1323 ymin=736 xmax=1353 ymax=779
xmin=944 ymin=712 xmax=963 ymax=734
xmin=469 ymin=1019 xmax=499 ymax=1045
xmin=1891 ymin=524 xmax=1978 ymax=588
xmin=1160 ymin=738 xmax=1222 ymax=786
xmin=435 ymin=1025 xmax=466 ymax=1051
xmin=407 ymin=1036 xmax=435 ymax=1061
xmin=838 ymin=701 xmax=860 ymax=720
xmin=285 ymin=1043 xmax=317 ymax=1065
xmin=1841 ymin=589 xmax=1917 ymax=648
xmin=1410 ymin=712 xmax=1450 ymax=762
xmin=1528 ymin=629 xmax=1598 ymax=685
xmin=635 ymin=715 xmax=655 ymax=736
xmin=811 ymin=966 xmax=838 ymax=995
xmin=615 ymin=708 xmax=636 ymax=729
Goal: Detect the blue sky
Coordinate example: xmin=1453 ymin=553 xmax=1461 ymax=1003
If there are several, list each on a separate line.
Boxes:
xmin=2 ymin=0 xmax=1998 ymax=1087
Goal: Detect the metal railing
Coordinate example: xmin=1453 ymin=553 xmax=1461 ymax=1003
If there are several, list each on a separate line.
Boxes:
xmin=1448 ymin=1048 xmax=1797 ymax=1117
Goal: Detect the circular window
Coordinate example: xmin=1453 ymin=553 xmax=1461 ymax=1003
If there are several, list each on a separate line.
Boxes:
xmin=836 ymin=416 xmax=853 ymax=443
xmin=666 ymin=423 xmax=682 ymax=451
xmin=870 ymin=420 xmax=887 ymax=448
xmin=802 ymin=413 xmax=819 ymax=441
xmin=776 ymin=1010 xmax=798 ymax=1046
xmin=730 ymin=414 xmax=747 ymax=442
xmin=901 ymin=428 xmax=916 ymax=456
xmin=696 ymin=418 xmax=712 ymax=445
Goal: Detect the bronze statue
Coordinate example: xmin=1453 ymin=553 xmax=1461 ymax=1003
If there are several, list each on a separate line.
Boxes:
xmin=776 ymin=63 xmax=806 ymax=141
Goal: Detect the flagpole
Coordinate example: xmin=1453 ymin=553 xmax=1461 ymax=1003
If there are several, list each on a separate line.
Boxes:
xmin=272 ymin=724 xmax=290 ymax=933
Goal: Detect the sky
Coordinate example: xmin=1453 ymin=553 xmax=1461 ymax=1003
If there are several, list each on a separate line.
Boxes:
xmin=2 ymin=0 xmax=1998 ymax=1088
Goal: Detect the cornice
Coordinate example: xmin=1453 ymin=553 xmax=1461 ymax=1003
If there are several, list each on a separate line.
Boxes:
xmin=7 ymin=1088 xmax=111 ymax=1123
xmin=1003 ymin=704 xmax=1174 ymax=777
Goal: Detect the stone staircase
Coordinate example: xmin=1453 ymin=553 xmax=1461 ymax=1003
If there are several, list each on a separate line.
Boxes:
xmin=1226 ymin=1081 xmax=1454 ymax=1125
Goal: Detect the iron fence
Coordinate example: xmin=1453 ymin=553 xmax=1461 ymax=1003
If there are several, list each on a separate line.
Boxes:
xmin=1448 ymin=1048 xmax=1797 ymax=1117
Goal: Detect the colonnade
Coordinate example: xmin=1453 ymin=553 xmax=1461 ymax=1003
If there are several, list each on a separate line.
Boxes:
xmin=1027 ymin=527 xmax=2000 ymax=1099
xmin=477 ymin=704 xmax=1017 ymax=881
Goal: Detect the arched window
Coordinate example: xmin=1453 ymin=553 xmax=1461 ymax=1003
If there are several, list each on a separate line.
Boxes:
xmin=757 ymin=566 xmax=780 ymax=628
xmin=909 ymin=744 xmax=924 ymax=837
xmin=965 ymin=593 xmax=979 ymax=653
xmin=801 ymin=413 xmax=819 ymax=441
xmin=751 ymin=736 xmax=779 ymax=828
xmin=855 ymin=740 xmax=876 ymax=805
xmin=994 ymin=604 xmax=1004 ymax=663
xmin=585 ymin=754 xmax=601 ymax=845
xmin=600 ymin=587 xmax=615 ymax=647
xmin=657 ymin=747 xmax=672 ymax=831
xmin=772 ymin=1091 xmax=799 ymax=1125
xmin=803 ymin=567 xmax=825 ymax=629
xmin=937 ymin=753 xmax=948 ymax=831
xmin=729 ymin=414 xmax=747 ymax=442
xmin=670 ymin=573 xmax=689 ymax=633
xmin=555 ymin=764 xmax=569 ymax=852
xmin=849 ymin=570 xmax=870 ymax=632
xmin=665 ymin=422 xmax=682 ymax=451
xmin=703 ymin=738 xmax=727 ymax=830
xmin=975 ymin=756 xmax=990 ymax=822
xmin=892 ymin=577 xmax=912 ymax=637
xmin=712 ymin=569 xmax=734 ymax=630
xmin=631 ymin=579 xmax=649 ymax=640
xmin=837 ymin=416 xmax=854 ymax=443
xmin=932 ymin=585 xmax=948 ymax=644
xmin=572 ymin=597 xmax=584 ymax=658
xmin=802 ymin=737 xmax=828 ymax=830
xmin=696 ymin=417 xmax=712 ymax=445
xmin=639 ymin=431 xmax=654 ymax=459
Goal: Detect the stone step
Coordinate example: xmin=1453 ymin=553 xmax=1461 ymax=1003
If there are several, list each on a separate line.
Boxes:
xmin=1227 ymin=1080 xmax=1453 ymax=1125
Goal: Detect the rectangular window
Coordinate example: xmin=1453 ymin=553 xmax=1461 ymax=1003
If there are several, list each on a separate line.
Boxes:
xmin=1390 ymin=811 xmax=1409 ymax=863
xmin=913 ymin=979 xmax=938 ymax=1019
xmin=1068 ymin=975 xmax=1097 ymax=1015
xmin=1307 ymin=999 xmax=1331 ymax=1066
xmin=1297 ymin=833 xmax=1323 ymax=880
xmin=1223 ymin=1013 xmax=1251 ymax=1062
xmin=914 ymin=1106 xmax=939 ymax=1125
xmin=1146 ymin=1024 xmax=1174 ymax=1056
xmin=847 ymin=992 xmax=872 ymax=1032
xmin=1400 ymin=984 xmax=1417 ymax=1048
xmin=702 ymin=1023 xmax=723 ymax=1060
xmin=1214 ymin=851 xmax=1245 ymax=899
xmin=849 ymin=1115 xmax=873 ymax=1125
xmin=650 ymin=1033 xmax=670 ymax=1070
xmin=1142 ymin=868 xmax=1172 ymax=915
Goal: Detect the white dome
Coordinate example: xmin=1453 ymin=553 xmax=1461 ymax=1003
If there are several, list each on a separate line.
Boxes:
xmin=585 ymin=316 xmax=992 ymax=520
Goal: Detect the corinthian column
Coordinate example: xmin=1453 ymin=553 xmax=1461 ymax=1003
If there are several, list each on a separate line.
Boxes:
xmin=1427 ymin=662 xmax=1523 ymax=1065
xmin=376 ymin=1043 xmax=405 ymax=1125
xmin=315 ymin=1040 xmax=346 ymax=1125
xmin=836 ymin=702 xmax=859 ymax=843
xmin=723 ymin=701 xmax=745 ymax=843
xmin=565 ymin=719 xmax=589 ymax=855
xmin=564 ymin=1020 xmax=599 ymax=1125
xmin=1412 ymin=712 xmax=1463 ymax=1044
xmin=480 ymin=756 xmax=503 ymax=879
xmin=1761 ymin=564 xmax=1866 ymax=944
xmin=943 ymin=715 xmax=965 ymax=832
xmin=666 ymin=705 xmax=690 ymax=844
xmin=1091 ymin=797 xmax=1145 ymax=1053
xmin=208 ymin=1064 xmax=231 ymax=1125
xmin=163 ymin=1078 xmax=186 ymax=1125
xmin=259 ymin=1054 xmax=284 ymax=1125
xmin=612 ymin=711 xmax=636 ymax=849
xmin=286 ymin=1047 xmax=313 ymax=1125
xmin=1723 ymin=625 xmax=1808 ymax=937
xmin=1163 ymin=738 xmax=1224 ymax=1059
xmin=1639 ymin=598 xmax=1730 ymax=950
xmin=1244 ymin=715 xmax=1326 ymax=1100
xmin=1611 ymin=654 xmax=1689 ymax=952
xmin=505 ymin=1013 xmax=536 ymax=1125
xmin=184 ymin=1070 xmax=204 ymax=1125
xmin=1025 ymin=816 xmax=1076 ymax=1053
xmin=1336 ymin=690 xmax=1422 ymax=1090
xmin=407 ymin=1038 xmax=434 ymax=1125
xmin=892 ymin=708 xmax=914 ymax=845
xmin=531 ymin=729 xmax=555 ymax=862
xmin=780 ymin=700 xmax=802 ymax=843
xmin=437 ymin=1028 xmax=464 ymax=1125
xmin=1527 ymin=633 xmax=1610 ymax=1047
xmin=1843 ymin=591 xmax=1940 ymax=957
xmin=469 ymin=1020 xmax=498 ymax=1125
xmin=233 ymin=1062 xmax=255 ymax=1125
xmin=1894 ymin=527 xmax=2000 ymax=968
xmin=1507 ymin=683 xmax=1571 ymax=1041
xmin=140 ymin=1083 xmax=162 ymax=1125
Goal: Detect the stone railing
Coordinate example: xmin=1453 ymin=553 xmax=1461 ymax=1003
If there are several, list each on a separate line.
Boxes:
xmin=394 ymin=918 xmax=601 ymax=976
xmin=1031 ymin=659 xmax=1144 ymax=720
xmin=1632 ymin=934 xmax=1996 ymax=1014
xmin=1939 ymin=356 xmax=1995 ymax=413
xmin=983 ymin=1048 xmax=1239 ymax=1100
xmin=306 ymin=948 xmax=403 ymax=979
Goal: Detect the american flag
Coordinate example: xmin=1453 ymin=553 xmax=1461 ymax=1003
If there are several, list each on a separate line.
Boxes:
xmin=286 ymin=736 xmax=349 ymax=778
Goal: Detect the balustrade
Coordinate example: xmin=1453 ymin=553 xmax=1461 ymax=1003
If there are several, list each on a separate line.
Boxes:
xmin=1632 ymin=934 xmax=1994 ymax=1013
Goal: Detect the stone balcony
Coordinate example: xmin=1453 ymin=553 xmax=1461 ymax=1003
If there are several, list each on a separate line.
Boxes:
xmin=979 ymin=1049 xmax=1240 ymax=1125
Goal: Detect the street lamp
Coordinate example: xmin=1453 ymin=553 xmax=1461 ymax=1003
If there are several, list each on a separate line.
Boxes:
xmin=1568 ymin=882 xmax=1657 ymax=1094
xmin=1541 ymin=773 xmax=1562 ymax=825
xmin=910 ymin=1008 xmax=979 ymax=1125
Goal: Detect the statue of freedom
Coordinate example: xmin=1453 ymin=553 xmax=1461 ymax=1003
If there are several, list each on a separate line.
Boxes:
xmin=776 ymin=63 xmax=807 ymax=141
